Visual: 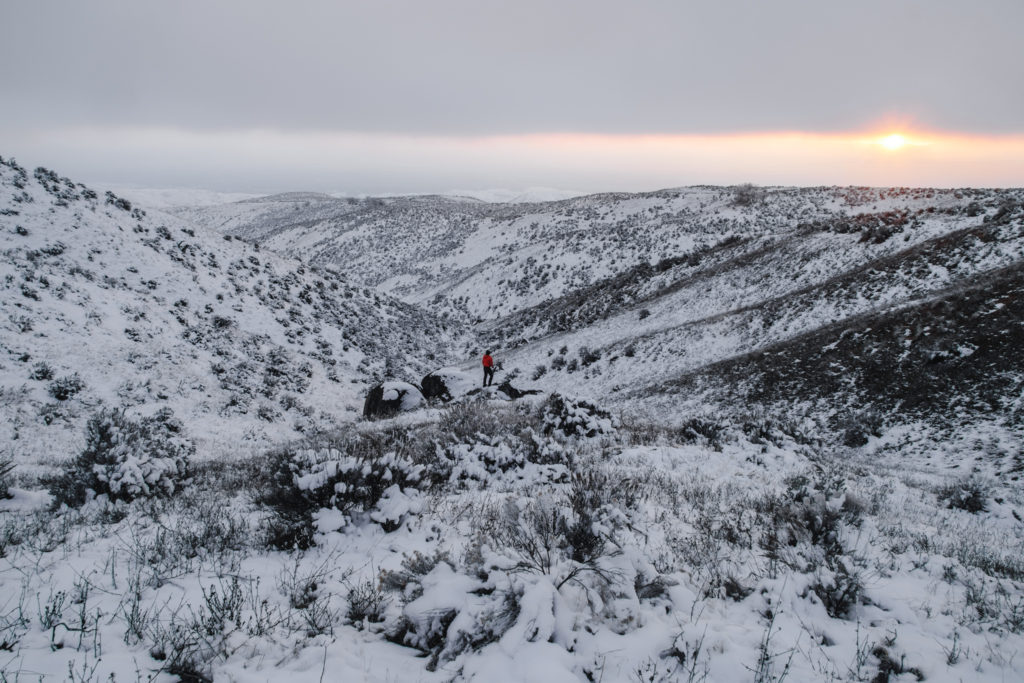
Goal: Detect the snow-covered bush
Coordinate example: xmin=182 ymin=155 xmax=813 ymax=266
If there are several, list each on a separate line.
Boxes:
xmin=28 ymin=362 xmax=54 ymax=381
xmin=382 ymin=478 xmax=633 ymax=670
xmin=541 ymin=393 xmax=617 ymax=438
xmin=261 ymin=432 xmax=426 ymax=548
xmin=387 ymin=564 xmax=520 ymax=671
xmin=810 ymin=558 xmax=864 ymax=619
xmin=49 ymin=408 xmax=193 ymax=507
xmin=438 ymin=400 xmax=534 ymax=443
xmin=754 ymin=471 xmax=864 ymax=590
xmin=433 ymin=402 xmax=571 ymax=487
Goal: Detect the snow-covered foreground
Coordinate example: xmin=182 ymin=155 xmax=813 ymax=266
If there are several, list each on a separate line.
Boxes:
xmin=3 ymin=398 xmax=1023 ymax=682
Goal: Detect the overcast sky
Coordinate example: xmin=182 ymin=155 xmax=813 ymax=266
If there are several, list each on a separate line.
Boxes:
xmin=1 ymin=0 xmax=1022 ymax=193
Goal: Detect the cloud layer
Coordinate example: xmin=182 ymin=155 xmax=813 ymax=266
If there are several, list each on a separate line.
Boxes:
xmin=1 ymin=1 xmax=1021 ymax=191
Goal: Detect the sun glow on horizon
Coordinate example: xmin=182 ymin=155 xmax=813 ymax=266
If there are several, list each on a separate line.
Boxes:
xmin=880 ymin=133 xmax=908 ymax=150
xmin=869 ymin=132 xmax=933 ymax=151
xmin=10 ymin=124 xmax=1023 ymax=192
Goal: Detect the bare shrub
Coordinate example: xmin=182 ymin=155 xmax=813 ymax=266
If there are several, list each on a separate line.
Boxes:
xmin=732 ymin=183 xmax=764 ymax=207
xmin=346 ymin=580 xmax=387 ymax=626
xmin=937 ymin=477 xmax=989 ymax=513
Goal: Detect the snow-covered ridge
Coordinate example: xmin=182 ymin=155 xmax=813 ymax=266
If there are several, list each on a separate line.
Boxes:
xmin=99 ymin=186 xmax=262 ymax=209
xmin=178 ymin=185 xmax=1015 ymax=324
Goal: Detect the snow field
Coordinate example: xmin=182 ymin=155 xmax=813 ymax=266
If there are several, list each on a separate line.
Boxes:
xmin=3 ymin=399 xmax=1023 ymax=682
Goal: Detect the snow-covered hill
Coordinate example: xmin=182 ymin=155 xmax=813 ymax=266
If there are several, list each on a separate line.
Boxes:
xmin=175 ymin=188 xmax=756 ymax=320
xmin=181 ymin=184 xmax=1024 ymax=439
xmin=491 ymin=193 xmax=1024 ymax=410
xmin=177 ymin=186 xmax=1011 ymax=325
xmin=0 ymin=157 xmax=466 ymax=469
xmin=98 ymin=186 xmax=262 ymax=209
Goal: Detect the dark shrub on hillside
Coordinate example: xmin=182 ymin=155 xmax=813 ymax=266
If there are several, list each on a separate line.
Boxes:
xmin=29 ymin=362 xmax=54 ymax=381
xmin=676 ymin=417 xmax=727 ymax=450
xmin=841 ymin=410 xmax=883 ymax=447
xmin=0 ymin=458 xmax=13 ymax=500
xmin=937 ymin=477 xmax=989 ymax=513
xmin=732 ymin=183 xmax=763 ymax=206
xmin=48 ymin=374 xmax=85 ymax=401
xmin=49 ymin=408 xmax=193 ymax=507
xmin=578 ymin=346 xmax=601 ymax=366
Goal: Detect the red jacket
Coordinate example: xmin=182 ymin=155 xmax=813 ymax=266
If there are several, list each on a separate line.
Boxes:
xmin=482 ymin=354 xmax=493 ymax=368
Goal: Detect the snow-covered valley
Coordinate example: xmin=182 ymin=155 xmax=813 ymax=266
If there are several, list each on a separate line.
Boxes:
xmin=2 ymin=157 xmax=1023 ymax=682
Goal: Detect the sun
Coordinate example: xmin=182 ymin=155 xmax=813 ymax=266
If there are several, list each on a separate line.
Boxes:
xmin=879 ymin=133 xmax=908 ymax=150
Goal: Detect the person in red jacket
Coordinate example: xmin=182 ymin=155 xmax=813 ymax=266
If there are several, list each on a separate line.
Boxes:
xmin=482 ymin=350 xmax=495 ymax=387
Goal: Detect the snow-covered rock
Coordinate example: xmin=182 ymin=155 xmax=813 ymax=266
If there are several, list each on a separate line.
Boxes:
xmin=362 ymin=381 xmax=425 ymax=418
xmin=421 ymin=367 xmax=478 ymax=401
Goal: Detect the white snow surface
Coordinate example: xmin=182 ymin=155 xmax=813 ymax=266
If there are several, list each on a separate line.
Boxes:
xmin=100 ymin=186 xmax=263 ymax=209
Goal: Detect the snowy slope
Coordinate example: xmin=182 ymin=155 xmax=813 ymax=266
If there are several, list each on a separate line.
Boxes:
xmin=176 ymin=187 xmax=756 ymax=319
xmin=176 ymin=185 xmax=1005 ymax=325
xmin=0 ymin=158 xmax=467 ymax=469
xmin=177 ymin=183 xmax=1024 ymax=444
xmin=491 ymin=195 xmax=1024 ymax=408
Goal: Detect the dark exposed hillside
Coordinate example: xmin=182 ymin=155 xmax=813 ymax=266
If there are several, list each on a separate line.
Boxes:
xmin=644 ymin=258 xmax=1024 ymax=470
